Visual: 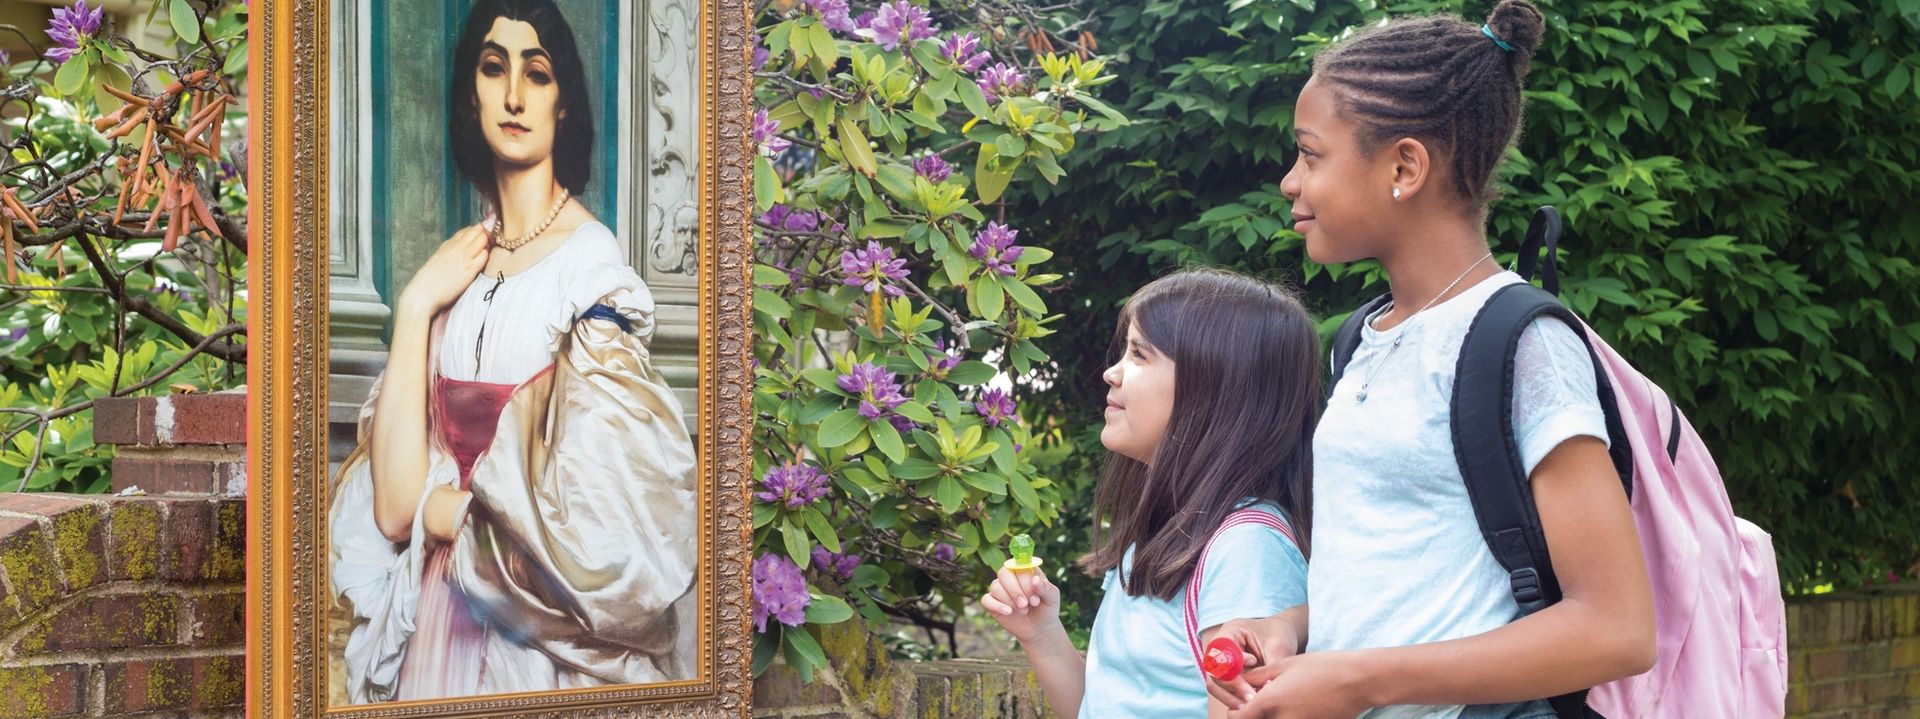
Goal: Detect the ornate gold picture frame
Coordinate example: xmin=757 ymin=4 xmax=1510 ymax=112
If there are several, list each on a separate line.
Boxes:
xmin=246 ymin=0 xmax=754 ymax=715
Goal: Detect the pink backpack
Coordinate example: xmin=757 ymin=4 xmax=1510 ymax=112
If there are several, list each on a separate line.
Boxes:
xmin=1330 ymin=207 xmax=1789 ymax=717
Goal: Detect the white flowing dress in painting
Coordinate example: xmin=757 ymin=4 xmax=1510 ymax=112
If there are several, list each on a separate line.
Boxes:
xmin=328 ymin=221 xmax=699 ymax=703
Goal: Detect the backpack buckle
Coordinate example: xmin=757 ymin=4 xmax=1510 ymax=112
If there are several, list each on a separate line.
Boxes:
xmin=1510 ymin=568 xmax=1548 ymax=615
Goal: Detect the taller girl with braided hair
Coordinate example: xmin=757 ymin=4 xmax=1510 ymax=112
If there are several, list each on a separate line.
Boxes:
xmin=1209 ymin=2 xmax=1654 ymax=717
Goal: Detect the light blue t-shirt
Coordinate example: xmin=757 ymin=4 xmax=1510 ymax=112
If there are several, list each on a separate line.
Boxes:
xmin=1309 ymin=273 xmax=1605 ymax=719
xmin=1080 ymin=501 xmax=1307 ymax=719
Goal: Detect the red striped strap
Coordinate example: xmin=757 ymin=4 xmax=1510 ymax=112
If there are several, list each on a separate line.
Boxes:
xmin=1183 ymin=508 xmax=1297 ymax=675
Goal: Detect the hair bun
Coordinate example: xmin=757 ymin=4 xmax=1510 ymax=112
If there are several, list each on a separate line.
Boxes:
xmin=1487 ymin=0 xmax=1545 ymax=77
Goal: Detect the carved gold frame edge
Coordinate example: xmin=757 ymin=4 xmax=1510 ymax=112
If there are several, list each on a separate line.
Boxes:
xmin=245 ymin=0 xmax=757 ymax=716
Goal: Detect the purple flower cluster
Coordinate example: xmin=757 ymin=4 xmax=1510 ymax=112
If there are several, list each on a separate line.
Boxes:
xmin=931 ymin=543 xmax=956 ymax=563
xmin=940 ymin=32 xmax=990 ymax=74
xmin=975 ymin=388 xmax=1016 ymax=428
xmin=837 ymin=362 xmax=908 ymax=419
xmin=931 ymin=337 xmax=963 ymax=376
xmin=756 ymin=463 xmax=830 ymax=508
xmin=913 ymin=154 xmax=952 ymax=183
xmin=803 ymin=0 xmax=856 ymax=33
xmin=752 ymin=553 xmax=812 ymax=632
xmin=753 ymin=109 xmax=791 ymax=155
xmin=46 ymin=1 xmax=103 ymax=65
xmin=865 ymin=1 xmax=937 ymax=51
xmin=810 ymin=546 xmax=863 ymax=581
xmin=839 ymin=241 xmax=908 ymax=298
xmin=969 ymin=222 xmax=1025 ymax=276
xmin=977 ymin=63 xmax=1027 ymax=103
xmin=759 ymin=205 xmax=842 ymax=235
xmin=753 ymin=35 xmax=771 ymax=72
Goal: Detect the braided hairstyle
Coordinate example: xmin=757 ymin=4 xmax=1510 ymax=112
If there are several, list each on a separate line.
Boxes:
xmin=1311 ymin=0 xmax=1546 ymax=206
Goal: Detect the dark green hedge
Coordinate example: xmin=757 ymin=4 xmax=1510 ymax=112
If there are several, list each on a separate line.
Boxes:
xmin=1013 ymin=0 xmax=1920 ymax=592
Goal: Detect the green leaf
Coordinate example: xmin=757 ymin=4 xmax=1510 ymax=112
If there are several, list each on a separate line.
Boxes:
xmin=872 ymin=418 xmax=907 ymax=463
xmin=807 ymin=24 xmax=839 ymax=70
xmin=892 ymin=458 xmax=941 ymax=480
xmin=1670 ymin=86 xmax=1693 ymax=116
xmin=784 ymin=626 xmax=828 ymax=677
xmin=836 ymin=117 xmax=878 ymax=177
xmin=971 ymin=272 xmax=1006 ymax=318
xmin=54 ymin=58 xmax=88 ymax=97
xmin=1008 ymin=471 xmax=1040 ymax=512
xmin=935 ymin=476 xmax=965 ymax=513
xmin=755 ymin=264 xmax=793 ymax=287
xmin=170 ymin=0 xmax=202 ymax=46
xmin=754 ymin=155 xmax=782 ymax=211
xmin=754 ymin=287 xmax=792 ymax=320
xmin=1075 ymin=94 xmax=1128 ymax=123
xmin=753 ymin=632 xmax=779 ymax=676
xmin=958 ymin=471 xmax=1006 ymax=495
xmin=947 ymin=360 xmax=995 ymax=385
xmin=895 ymin=400 xmax=935 ymax=423
xmin=782 ymin=517 xmax=811 ymax=566
xmin=222 ymin=41 xmax=249 ymax=75
xmin=874 ymin=163 xmax=918 ymax=201
xmin=1887 ymin=65 xmax=1912 ymax=99
xmin=1004 ymin=277 xmax=1047 ymax=315
xmin=804 ymin=507 xmax=842 ymax=553
xmin=957 ymin=76 xmax=994 ymax=118
xmin=975 ymin=145 xmax=1013 ymax=204
xmin=997 ymin=134 xmax=1028 ymax=158
xmin=817 ymin=408 xmax=867 ymax=448
xmin=799 ymin=368 xmax=845 ymax=392
xmin=804 ymin=595 xmax=855 ymax=624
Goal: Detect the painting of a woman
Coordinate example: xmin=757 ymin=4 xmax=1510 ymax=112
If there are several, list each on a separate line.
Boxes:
xmin=326 ymin=0 xmax=699 ymax=703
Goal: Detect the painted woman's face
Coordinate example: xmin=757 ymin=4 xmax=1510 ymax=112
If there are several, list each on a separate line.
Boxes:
xmin=474 ymin=18 xmax=564 ymax=170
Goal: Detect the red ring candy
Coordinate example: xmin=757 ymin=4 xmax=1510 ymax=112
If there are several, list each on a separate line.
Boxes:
xmin=1201 ymin=636 xmax=1245 ymax=681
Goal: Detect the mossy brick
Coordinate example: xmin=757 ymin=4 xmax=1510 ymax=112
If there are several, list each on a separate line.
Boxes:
xmin=0 ymin=664 xmax=85 ymax=718
xmin=45 ymin=501 xmax=105 ymax=592
xmin=106 ymin=657 xmax=194 ymax=712
xmin=909 ymin=666 xmax=953 ymax=719
xmin=1896 ymin=638 xmax=1920 ymax=669
xmin=816 ymin=619 xmax=895 ymax=717
xmin=0 ymin=516 xmax=62 ymax=620
xmin=193 ymin=654 xmax=246 ymax=709
xmin=156 ymin=498 xmax=215 ymax=582
xmin=106 ymin=499 xmax=163 ymax=581
xmin=204 ymin=500 xmax=245 ymax=581
xmin=186 ymin=590 xmax=246 ymax=648
xmin=754 ymin=661 xmax=843 ymax=708
xmin=16 ymin=592 xmax=181 ymax=653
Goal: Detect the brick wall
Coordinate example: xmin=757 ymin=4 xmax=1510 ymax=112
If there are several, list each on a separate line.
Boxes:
xmin=0 ymin=392 xmax=244 ymax=718
xmin=1787 ymin=584 xmax=1920 ymax=718
xmin=755 ymin=588 xmax=1920 ymax=718
xmin=753 ymin=620 xmax=1053 ymax=719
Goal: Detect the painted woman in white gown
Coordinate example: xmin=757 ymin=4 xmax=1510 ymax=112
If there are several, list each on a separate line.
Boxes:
xmin=327 ymin=0 xmax=698 ymax=703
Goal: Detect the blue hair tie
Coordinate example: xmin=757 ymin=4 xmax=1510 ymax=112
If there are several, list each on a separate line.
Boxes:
xmin=1482 ymin=24 xmax=1516 ymax=53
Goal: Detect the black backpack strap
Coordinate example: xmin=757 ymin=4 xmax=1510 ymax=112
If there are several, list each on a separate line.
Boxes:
xmin=1453 ymin=282 xmax=1632 ymax=719
xmin=1514 ymin=206 xmax=1563 ymax=295
xmin=1328 ymin=294 xmax=1394 ymax=392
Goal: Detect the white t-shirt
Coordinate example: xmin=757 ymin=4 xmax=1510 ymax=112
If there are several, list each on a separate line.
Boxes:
xmin=1307 ymin=272 xmax=1607 ymax=719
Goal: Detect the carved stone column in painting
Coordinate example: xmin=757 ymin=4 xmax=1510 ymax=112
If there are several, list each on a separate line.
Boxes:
xmin=624 ymin=0 xmax=702 ymax=417
xmin=328 ymin=0 xmax=389 ymax=462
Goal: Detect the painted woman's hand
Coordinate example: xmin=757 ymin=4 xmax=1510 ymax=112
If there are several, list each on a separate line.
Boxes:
xmin=397 ymin=224 xmax=489 ymax=322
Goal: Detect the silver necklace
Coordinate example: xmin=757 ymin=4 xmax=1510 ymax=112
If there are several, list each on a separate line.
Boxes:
xmin=1354 ymin=252 xmax=1493 ymax=402
xmin=488 ymin=188 xmax=572 ymax=251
